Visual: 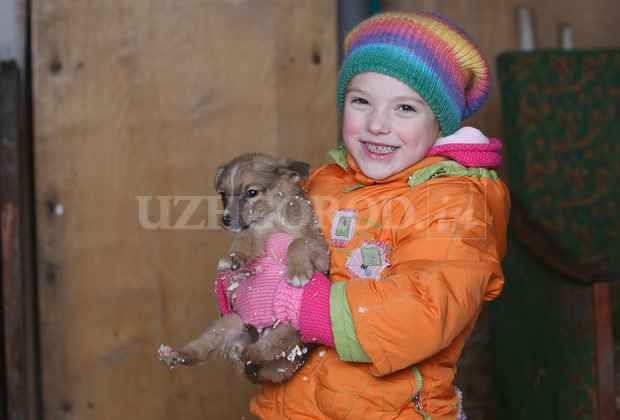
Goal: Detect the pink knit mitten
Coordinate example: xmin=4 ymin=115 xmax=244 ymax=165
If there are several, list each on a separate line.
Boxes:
xmin=298 ymin=273 xmax=334 ymax=347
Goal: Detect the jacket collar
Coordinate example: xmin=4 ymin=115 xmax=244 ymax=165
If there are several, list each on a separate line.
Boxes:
xmin=329 ymin=143 xmax=448 ymax=186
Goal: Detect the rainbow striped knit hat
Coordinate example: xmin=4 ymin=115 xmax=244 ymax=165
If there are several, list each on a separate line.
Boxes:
xmin=338 ymin=11 xmax=491 ymax=136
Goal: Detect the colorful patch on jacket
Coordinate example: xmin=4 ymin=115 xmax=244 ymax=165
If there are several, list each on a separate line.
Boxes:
xmin=345 ymin=240 xmax=392 ymax=280
xmin=330 ymin=208 xmax=358 ymax=248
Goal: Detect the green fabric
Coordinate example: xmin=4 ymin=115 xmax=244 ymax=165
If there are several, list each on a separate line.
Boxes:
xmin=342 ymin=184 xmax=366 ymax=193
xmin=331 ymin=282 xmax=371 ymax=363
xmin=499 ymin=49 xmax=620 ymax=276
xmin=490 ymin=231 xmax=599 ymax=419
xmin=489 ymin=49 xmax=620 ymax=420
xmin=328 ymin=143 xmax=348 ymax=169
xmin=407 ymin=160 xmax=498 ymax=187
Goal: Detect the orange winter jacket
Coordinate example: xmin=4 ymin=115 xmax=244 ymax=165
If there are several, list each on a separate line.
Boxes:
xmin=250 ymin=152 xmax=510 ymax=419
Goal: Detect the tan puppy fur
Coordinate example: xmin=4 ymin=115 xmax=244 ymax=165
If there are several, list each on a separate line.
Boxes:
xmin=158 ymin=153 xmax=330 ymax=383
xmin=215 ymin=153 xmax=330 ymax=285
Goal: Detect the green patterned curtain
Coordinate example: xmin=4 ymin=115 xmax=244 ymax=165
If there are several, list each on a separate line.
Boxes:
xmin=490 ymin=49 xmax=620 ymax=419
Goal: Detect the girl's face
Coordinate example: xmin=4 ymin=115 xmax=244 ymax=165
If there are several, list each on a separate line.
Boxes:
xmin=342 ymin=72 xmax=439 ymax=180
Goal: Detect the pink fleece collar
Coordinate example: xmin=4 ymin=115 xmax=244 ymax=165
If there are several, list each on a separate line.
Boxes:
xmin=426 ymin=126 xmax=502 ymax=169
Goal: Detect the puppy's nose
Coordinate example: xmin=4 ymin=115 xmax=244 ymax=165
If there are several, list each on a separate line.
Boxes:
xmin=222 ymin=215 xmax=231 ymax=226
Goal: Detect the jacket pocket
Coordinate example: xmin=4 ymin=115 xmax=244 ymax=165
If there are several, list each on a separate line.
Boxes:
xmin=314 ymin=351 xmax=418 ymax=419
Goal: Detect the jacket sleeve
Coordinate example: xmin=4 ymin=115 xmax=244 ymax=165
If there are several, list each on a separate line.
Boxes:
xmin=332 ymin=177 xmax=509 ymax=376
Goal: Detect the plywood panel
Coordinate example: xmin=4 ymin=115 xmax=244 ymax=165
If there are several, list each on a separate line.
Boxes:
xmin=31 ymin=0 xmax=337 ymax=418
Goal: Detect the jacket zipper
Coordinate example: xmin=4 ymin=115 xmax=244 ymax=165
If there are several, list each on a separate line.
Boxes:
xmin=411 ymin=365 xmax=432 ymax=420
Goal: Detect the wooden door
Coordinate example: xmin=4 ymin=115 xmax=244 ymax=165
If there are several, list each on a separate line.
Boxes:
xmin=31 ymin=1 xmax=337 ymax=418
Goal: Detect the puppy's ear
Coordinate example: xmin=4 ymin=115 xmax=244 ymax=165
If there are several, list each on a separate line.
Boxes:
xmin=285 ymin=160 xmax=311 ymax=181
xmin=214 ymin=163 xmax=228 ymax=190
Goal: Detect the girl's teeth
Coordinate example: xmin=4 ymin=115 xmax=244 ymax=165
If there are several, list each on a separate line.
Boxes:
xmin=364 ymin=142 xmax=396 ymax=154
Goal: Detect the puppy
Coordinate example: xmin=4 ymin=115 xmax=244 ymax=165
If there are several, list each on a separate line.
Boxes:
xmin=158 ymin=153 xmax=330 ymax=383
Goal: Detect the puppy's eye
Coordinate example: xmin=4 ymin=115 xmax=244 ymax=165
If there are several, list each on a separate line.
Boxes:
xmin=245 ymin=189 xmax=259 ymax=198
xmin=219 ymin=192 xmax=227 ymax=203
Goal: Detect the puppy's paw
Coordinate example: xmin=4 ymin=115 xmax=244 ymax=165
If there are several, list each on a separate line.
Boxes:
xmin=241 ymin=342 xmax=260 ymax=363
xmin=287 ymin=264 xmax=313 ymax=287
xmin=226 ymin=340 xmax=246 ymax=361
xmin=158 ymin=345 xmax=188 ymax=367
xmin=218 ymin=252 xmax=246 ymax=272
xmin=286 ymin=239 xmax=315 ymax=286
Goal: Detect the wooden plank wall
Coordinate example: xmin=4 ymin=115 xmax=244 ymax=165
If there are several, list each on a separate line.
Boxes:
xmin=30 ymin=1 xmax=337 ymax=419
xmin=29 ymin=0 xmax=620 ymax=419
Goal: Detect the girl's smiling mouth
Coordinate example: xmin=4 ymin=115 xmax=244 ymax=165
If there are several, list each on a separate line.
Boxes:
xmin=363 ymin=141 xmax=398 ymax=155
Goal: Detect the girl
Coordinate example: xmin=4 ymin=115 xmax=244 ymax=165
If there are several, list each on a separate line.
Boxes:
xmin=239 ymin=11 xmax=509 ymax=419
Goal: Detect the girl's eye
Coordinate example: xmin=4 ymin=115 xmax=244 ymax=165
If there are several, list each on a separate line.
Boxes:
xmin=245 ymin=189 xmax=259 ymax=198
xmin=397 ymin=104 xmax=416 ymax=112
xmin=350 ymin=97 xmax=368 ymax=105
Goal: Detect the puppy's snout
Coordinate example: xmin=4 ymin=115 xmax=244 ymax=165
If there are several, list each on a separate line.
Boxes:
xmin=219 ymin=196 xmax=250 ymax=232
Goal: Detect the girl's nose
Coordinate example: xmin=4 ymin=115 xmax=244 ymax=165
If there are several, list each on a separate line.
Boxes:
xmin=367 ymin=108 xmax=390 ymax=134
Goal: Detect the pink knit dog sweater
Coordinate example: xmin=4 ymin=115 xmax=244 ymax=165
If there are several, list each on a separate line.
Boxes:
xmin=216 ymin=233 xmax=304 ymax=329
xmin=216 ymin=233 xmax=334 ymax=347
